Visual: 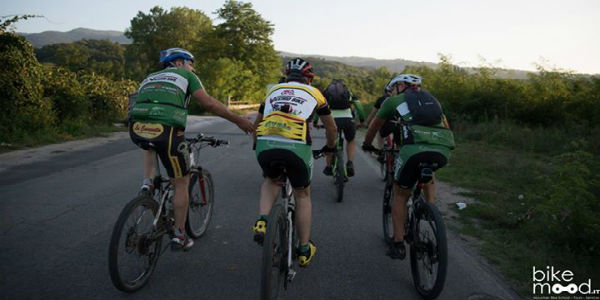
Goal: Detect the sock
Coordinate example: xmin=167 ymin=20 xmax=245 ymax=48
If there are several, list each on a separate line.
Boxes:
xmin=298 ymin=243 xmax=310 ymax=253
xmin=174 ymin=227 xmax=185 ymax=237
xmin=142 ymin=178 xmax=153 ymax=187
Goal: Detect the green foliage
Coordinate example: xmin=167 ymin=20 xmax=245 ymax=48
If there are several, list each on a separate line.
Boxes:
xmin=36 ymin=39 xmax=126 ymax=80
xmin=0 ymin=32 xmax=55 ymax=143
xmin=0 ymin=15 xmax=40 ymax=34
xmin=41 ymin=65 xmax=89 ymax=121
xmin=536 ymin=148 xmax=600 ymax=255
xmin=124 ymin=6 xmax=213 ymax=79
xmin=401 ymin=54 xmax=600 ymax=130
xmin=78 ymin=73 xmax=137 ymax=122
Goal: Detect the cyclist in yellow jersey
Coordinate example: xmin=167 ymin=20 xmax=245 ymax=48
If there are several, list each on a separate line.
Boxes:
xmin=253 ymin=58 xmax=337 ymax=267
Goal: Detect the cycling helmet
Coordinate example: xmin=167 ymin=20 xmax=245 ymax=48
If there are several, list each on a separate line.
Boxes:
xmin=159 ymin=48 xmax=195 ymax=66
xmin=285 ymin=57 xmax=315 ymax=79
xmin=385 ymin=74 xmax=422 ymax=92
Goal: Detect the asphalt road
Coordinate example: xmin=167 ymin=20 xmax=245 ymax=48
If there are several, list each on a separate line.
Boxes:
xmin=0 ymin=116 xmax=521 ymax=300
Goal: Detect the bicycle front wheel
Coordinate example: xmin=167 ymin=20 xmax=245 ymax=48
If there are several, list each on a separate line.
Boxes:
xmin=186 ymin=169 xmax=214 ymax=238
xmin=409 ymin=200 xmax=448 ymax=300
xmin=108 ymin=195 xmax=162 ymax=292
xmin=382 ymin=181 xmax=394 ymax=244
xmin=260 ymin=203 xmax=288 ymax=300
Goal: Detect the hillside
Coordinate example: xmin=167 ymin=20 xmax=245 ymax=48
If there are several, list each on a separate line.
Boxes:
xmin=19 ymin=28 xmax=530 ymax=79
xmin=279 ymin=51 xmax=531 ymax=79
xmin=19 ymin=27 xmax=131 ymax=48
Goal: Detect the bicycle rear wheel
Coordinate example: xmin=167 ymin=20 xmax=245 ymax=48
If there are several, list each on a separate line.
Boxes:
xmin=382 ymin=181 xmax=394 ymax=244
xmin=186 ymin=169 xmax=214 ymax=238
xmin=108 ymin=195 xmax=162 ymax=292
xmin=260 ymin=202 xmax=288 ymax=300
xmin=334 ymin=153 xmax=345 ymax=203
xmin=409 ymin=200 xmax=448 ymax=300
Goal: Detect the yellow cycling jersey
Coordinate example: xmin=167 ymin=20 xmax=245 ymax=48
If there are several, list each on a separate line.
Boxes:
xmin=257 ymin=82 xmax=329 ymax=144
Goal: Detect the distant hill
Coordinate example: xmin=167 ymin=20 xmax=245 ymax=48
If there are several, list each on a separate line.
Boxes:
xmin=18 ymin=28 xmax=531 ymax=79
xmin=19 ymin=27 xmax=131 ymax=48
xmin=279 ymin=51 xmax=531 ymax=79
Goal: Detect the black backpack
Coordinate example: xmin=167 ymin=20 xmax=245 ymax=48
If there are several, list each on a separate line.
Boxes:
xmin=403 ymin=89 xmax=443 ymax=126
xmin=323 ymin=79 xmax=351 ymax=109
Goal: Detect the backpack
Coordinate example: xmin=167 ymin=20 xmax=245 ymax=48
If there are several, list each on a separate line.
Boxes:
xmin=402 ymin=89 xmax=443 ymax=126
xmin=323 ymin=79 xmax=351 ymax=109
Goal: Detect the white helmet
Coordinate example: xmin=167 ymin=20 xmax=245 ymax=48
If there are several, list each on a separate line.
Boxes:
xmin=385 ymin=74 xmax=422 ymax=92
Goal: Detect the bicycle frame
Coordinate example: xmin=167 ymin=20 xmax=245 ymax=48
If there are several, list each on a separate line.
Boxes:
xmin=331 ymin=128 xmax=346 ymax=178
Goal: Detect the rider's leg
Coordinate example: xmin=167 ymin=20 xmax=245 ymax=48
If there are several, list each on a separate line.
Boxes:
xmin=172 ymin=174 xmax=190 ymax=230
xmin=293 ymin=185 xmax=311 ymax=245
xmin=347 ymin=139 xmax=356 ymax=162
xmin=391 ymin=183 xmax=411 ymax=242
xmin=259 ymin=177 xmax=281 ymax=216
xmin=142 ymin=150 xmax=156 ymax=187
xmin=423 ymin=174 xmax=436 ymax=205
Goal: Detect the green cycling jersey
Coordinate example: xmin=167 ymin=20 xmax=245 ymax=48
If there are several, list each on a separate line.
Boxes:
xmin=130 ymin=67 xmax=205 ymax=129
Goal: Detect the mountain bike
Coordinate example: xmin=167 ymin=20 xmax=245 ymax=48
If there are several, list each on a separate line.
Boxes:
xmin=380 ymin=147 xmax=398 ymax=244
xmin=330 ymin=127 xmax=346 ymax=202
xmin=259 ymin=149 xmax=327 ymax=300
xmin=389 ymin=162 xmax=448 ymax=300
xmin=379 ymin=135 xmax=395 ymax=180
xmin=108 ymin=133 xmax=228 ymax=292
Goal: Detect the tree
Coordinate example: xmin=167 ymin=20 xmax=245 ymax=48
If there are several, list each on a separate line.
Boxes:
xmin=36 ymin=39 xmax=126 ymax=79
xmin=211 ymin=1 xmax=281 ymax=101
xmin=124 ymin=6 xmax=213 ymax=79
xmin=0 ymin=32 xmax=54 ymax=141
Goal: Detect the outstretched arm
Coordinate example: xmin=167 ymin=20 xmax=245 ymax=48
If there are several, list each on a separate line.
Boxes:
xmin=193 ymin=89 xmax=254 ymax=133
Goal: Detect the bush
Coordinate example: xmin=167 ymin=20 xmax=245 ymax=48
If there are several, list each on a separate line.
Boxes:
xmin=536 ymin=149 xmax=600 ymax=256
xmin=41 ymin=65 xmax=89 ymax=122
xmin=79 ymin=72 xmax=137 ymax=122
xmin=0 ymin=32 xmax=55 ymax=143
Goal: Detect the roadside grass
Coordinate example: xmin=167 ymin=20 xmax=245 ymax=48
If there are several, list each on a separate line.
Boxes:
xmin=0 ymin=120 xmax=126 ymax=152
xmin=436 ymin=125 xmax=600 ymax=296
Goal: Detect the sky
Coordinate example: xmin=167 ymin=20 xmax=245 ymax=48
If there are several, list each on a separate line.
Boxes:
xmin=3 ymin=0 xmax=600 ymax=74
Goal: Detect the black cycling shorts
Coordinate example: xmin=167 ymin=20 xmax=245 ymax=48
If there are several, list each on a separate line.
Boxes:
xmin=129 ymin=122 xmax=190 ymax=179
xmin=334 ymin=117 xmax=356 ymax=141
xmin=395 ymin=151 xmax=447 ymax=189
xmin=257 ymin=149 xmax=311 ymax=188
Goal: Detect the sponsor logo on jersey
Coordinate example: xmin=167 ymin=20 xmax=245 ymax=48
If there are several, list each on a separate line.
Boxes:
xmin=133 ymin=122 xmax=164 ymax=139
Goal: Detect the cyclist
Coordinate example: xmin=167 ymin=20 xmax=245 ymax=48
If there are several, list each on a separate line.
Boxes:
xmin=320 ymin=79 xmax=365 ymax=177
xmin=365 ymin=87 xmax=400 ymax=152
xmin=252 ymin=58 xmax=337 ymax=267
xmin=129 ymin=48 xmax=254 ymax=251
xmin=362 ymin=74 xmax=454 ymax=259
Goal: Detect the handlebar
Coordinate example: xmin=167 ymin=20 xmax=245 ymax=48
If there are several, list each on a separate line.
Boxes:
xmin=186 ymin=133 xmax=229 ymax=147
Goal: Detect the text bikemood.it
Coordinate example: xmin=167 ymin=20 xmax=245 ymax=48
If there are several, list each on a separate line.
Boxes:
xmin=533 ymin=266 xmax=599 ymax=299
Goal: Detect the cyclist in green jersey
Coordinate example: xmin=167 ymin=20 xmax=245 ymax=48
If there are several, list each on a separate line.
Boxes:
xmin=129 ymin=48 xmax=254 ymax=251
xmin=362 ymin=74 xmax=454 ymax=259
xmin=319 ymin=81 xmax=365 ymax=177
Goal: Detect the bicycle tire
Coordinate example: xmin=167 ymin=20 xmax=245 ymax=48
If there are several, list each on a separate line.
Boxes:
xmin=379 ymin=153 xmax=386 ymax=180
xmin=382 ymin=181 xmax=394 ymax=244
xmin=335 ymin=152 xmax=345 ymax=203
xmin=108 ymin=195 xmax=161 ymax=292
xmin=409 ymin=200 xmax=448 ymax=300
xmin=260 ymin=202 xmax=288 ymax=300
xmin=186 ymin=169 xmax=214 ymax=238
